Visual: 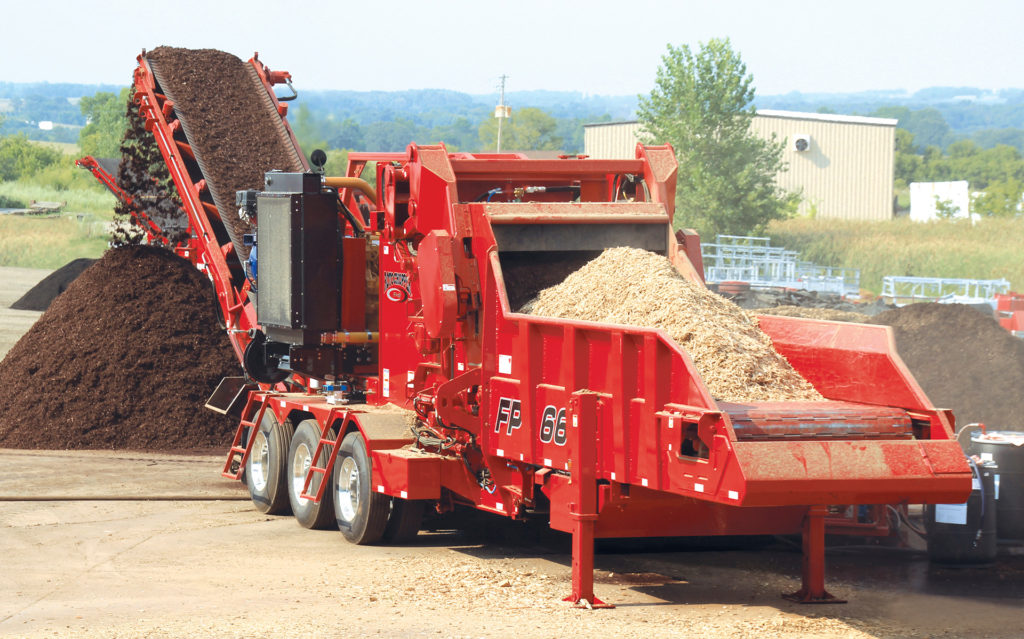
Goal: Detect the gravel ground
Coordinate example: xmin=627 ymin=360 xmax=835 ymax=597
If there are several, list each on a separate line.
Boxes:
xmin=1 ymin=268 xmax=1021 ymax=638
xmin=0 ymin=266 xmax=48 ymax=359
xmin=1 ymin=450 xmax=1022 ymax=639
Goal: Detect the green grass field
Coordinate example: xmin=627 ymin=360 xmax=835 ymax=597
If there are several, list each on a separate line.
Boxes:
xmin=1 ymin=141 xmax=118 ymax=218
xmin=1 ymin=169 xmax=1022 ymax=293
xmin=33 ymin=141 xmax=81 ymax=156
xmin=0 ymin=214 xmax=108 ymax=268
xmin=0 ymin=140 xmax=117 ymax=268
xmin=0 ymin=180 xmax=116 ymax=218
xmin=768 ymin=216 xmax=1024 ymax=294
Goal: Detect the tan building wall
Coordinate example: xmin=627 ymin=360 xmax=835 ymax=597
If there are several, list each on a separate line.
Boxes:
xmin=584 ymin=121 xmax=645 ymax=160
xmin=584 ymin=111 xmax=897 ymax=222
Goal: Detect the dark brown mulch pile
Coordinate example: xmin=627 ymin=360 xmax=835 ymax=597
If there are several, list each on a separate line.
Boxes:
xmin=0 ymin=246 xmax=240 ymax=451
xmin=145 ymin=46 xmax=304 ymax=259
xmin=724 ymin=286 xmax=895 ymax=316
xmin=869 ymin=303 xmax=1024 ymax=430
xmin=10 ymin=258 xmax=96 ymax=311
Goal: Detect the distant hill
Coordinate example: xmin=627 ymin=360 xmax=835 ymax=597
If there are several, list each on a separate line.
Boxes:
xmin=0 ymin=81 xmax=124 ymax=100
xmin=755 ymin=87 xmax=1024 ymax=132
xmin=277 ymin=89 xmax=637 ymax=127
xmin=754 ymin=87 xmax=1024 ymax=152
xmin=2 ymin=81 xmax=1023 ymax=152
xmin=0 ymin=81 xmax=124 ymax=142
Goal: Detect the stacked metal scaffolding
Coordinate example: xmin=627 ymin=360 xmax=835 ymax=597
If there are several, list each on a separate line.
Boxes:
xmin=702 ymin=235 xmax=860 ymax=296
xmin=881 ymin=276 xmax=1010 ymax=307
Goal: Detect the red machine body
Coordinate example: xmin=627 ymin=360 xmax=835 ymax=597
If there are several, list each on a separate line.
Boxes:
xmin=278 ymin=144 xmax=968 ymax=603
xmin=996 ymin=292 xmax=1024 ymax=336
xmin=109 ymin=51 xmax=970 ymax=606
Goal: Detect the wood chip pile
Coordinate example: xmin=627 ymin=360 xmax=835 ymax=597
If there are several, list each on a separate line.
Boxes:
xmin=526 ymin=247 xmax=823 ymax=403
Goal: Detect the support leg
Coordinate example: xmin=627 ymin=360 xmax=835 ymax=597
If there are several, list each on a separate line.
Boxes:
xmin=567 ymin=512 xmax=610 ymax=607
xmin=783 ymin=505 xmax=845 ymax=603
xmin=562 ymin=391 xmax=613 ymax=609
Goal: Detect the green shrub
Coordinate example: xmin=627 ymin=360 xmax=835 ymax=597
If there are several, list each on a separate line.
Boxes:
xmin=0 ymin=135 xmax=62 ymax=181
xmin=0 ymin=192 xmax=24 ymax=208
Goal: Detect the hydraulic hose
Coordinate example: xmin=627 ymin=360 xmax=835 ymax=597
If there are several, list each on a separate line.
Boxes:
xmin=324 ymin=176 xmax=378 ymax=202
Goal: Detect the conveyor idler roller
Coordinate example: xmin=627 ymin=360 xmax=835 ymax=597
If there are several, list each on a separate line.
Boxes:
xmin=719 ymin=401 xmax=914 ymax=440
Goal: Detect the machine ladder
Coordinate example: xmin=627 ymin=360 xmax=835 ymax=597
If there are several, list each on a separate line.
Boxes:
xmin=220 ymin=391 xmax=275 ymax=480
xmin=299 ymin=407 xmax=350 ymax=503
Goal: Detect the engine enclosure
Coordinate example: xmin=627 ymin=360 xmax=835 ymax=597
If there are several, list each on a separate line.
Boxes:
xmin=252 ymin=171 xmax=372 ymax=380
xmin=257 ymin=172 xmax=340 ymax=343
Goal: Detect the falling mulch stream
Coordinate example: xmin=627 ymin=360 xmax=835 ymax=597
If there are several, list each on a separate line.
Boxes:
xmin=114 ymin=86 xmax=187 ymax=246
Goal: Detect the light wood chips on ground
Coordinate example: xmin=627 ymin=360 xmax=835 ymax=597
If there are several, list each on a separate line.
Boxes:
xmin=754 ymin=306 xmax=871 ymax=323
xmin=527 ymin=247 xmax=823 ymax=403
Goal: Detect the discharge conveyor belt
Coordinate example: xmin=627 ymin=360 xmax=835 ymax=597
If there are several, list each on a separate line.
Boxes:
xmin=146 ymin=48 xmax=305 ymax=261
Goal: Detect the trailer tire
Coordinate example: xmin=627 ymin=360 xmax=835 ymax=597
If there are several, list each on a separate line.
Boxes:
xmin=245 ymin=411 xmax=294 ymax=515
xmin=287 ymin=420 xmax=336 ymax=529
xmin=334 ymin=431 xmax=389 ymax=544
xmin=383 ymin=499 xmax=426 ymax=544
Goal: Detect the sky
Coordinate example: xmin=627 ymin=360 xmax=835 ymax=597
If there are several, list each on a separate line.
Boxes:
xmin=3 ymin=0 xmax=1023 ymax=97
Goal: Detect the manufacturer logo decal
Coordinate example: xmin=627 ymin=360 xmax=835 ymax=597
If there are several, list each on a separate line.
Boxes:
xmin=383 ymin=271 xmax=411 ymax=302
xmin=494 ymin=397 xmax=522 ymax=435
xmin=538 ymin=405 xmax=568 ymax=446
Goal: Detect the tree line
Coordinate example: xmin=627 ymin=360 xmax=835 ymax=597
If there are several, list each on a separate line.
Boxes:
xmin=872 ymin=105 xmax=1024 ymax=153
xmin=3 ymin=59 xmax=1023 ymax=232
xmin=0 ymin=91 xmax=126 ymax=207
xmin=893 ymin=127 xmax=1024 ymax=217
xmin=289 ymin=103 xmax=603 ymax=155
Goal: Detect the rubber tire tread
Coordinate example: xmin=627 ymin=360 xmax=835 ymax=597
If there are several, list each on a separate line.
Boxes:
xmin=383 ymin=499 xmax=426 ymax=543
xmin=246 ymin=412 xmax=294 ymax=516
xmin=287 ymin=420 xmax=336 ymax=530
xmin=335 ymin=431 xmax=390 ymax=545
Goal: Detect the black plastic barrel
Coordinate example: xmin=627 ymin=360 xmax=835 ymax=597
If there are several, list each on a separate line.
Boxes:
xmin=926 ymin=459 xmax=997 ymax=564
xmin=970 ymin=431 xmax=1024 ymax=540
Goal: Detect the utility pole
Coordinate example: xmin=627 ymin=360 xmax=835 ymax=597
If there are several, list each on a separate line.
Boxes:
xmin=495 ymin=74 xmax=510 ymax=153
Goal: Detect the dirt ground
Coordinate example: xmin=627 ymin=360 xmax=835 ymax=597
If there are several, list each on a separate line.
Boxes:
xmin=1 ymin=451 xmax=1021 ymax=639
xmin=0 ymin=268 xmax=1022 ymax=638
xmin=0 ymin=266 xmax=47 ymax=358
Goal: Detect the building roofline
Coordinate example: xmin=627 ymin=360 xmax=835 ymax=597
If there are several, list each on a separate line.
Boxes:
xmin=583 ymin=120 xmax=639 ymax=128
xmin=584 ymin=110 xmax=899 ymax=128
xmin=755 ymin=109 xmax=898 ymax=127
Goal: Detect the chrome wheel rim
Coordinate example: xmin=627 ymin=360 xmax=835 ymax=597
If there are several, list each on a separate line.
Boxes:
xmin=291 ymin=442 xmax=314 ymax=499
xmin=336 ymin=456 xmax=359 ymax=522
xmin=250 ymin=431 xmax=270 ymax=492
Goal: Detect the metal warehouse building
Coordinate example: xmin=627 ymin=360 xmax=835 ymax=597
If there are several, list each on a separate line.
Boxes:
xmin=583 ymin=110 xmax=898 ymax=221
